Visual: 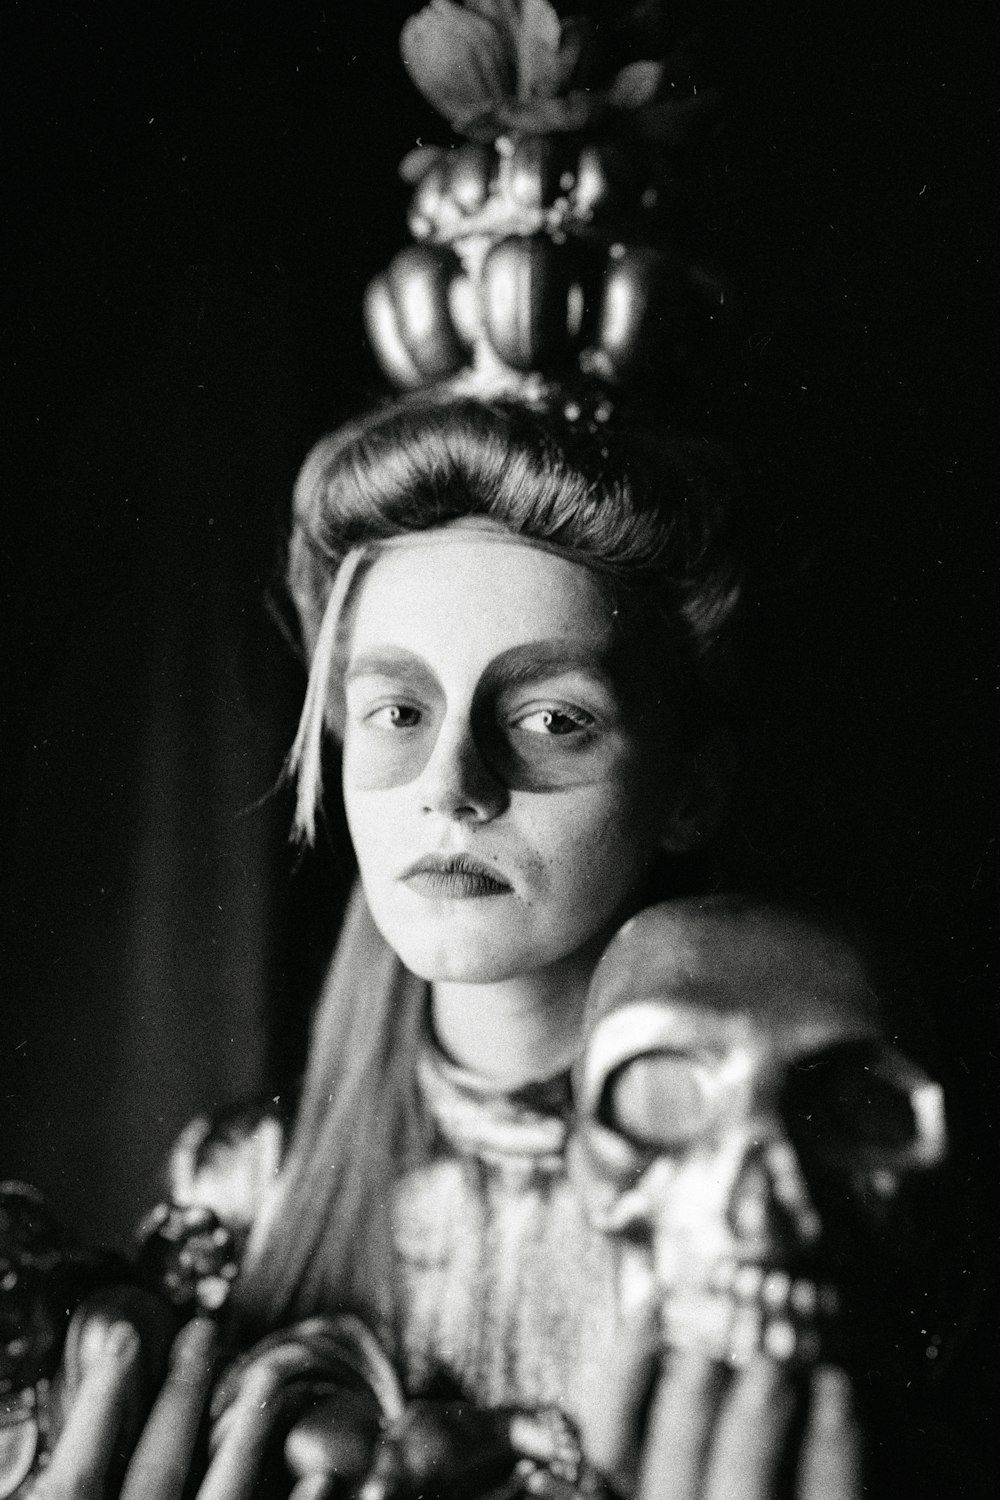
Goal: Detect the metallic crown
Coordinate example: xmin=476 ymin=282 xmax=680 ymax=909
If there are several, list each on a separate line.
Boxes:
xmin=363 ymin=0 xmax=724 ymax=402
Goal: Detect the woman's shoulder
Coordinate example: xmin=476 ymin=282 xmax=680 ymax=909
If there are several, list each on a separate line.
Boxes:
xmin=165 ymin=1098 xmax=288 ymax=1232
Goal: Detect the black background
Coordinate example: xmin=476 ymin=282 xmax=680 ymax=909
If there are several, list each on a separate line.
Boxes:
xmin=2 ymin=0 xmax=996 ymax=1482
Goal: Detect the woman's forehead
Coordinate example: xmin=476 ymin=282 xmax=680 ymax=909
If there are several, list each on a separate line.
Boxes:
xmin=344 ymin=528 xmax=616 ymax=664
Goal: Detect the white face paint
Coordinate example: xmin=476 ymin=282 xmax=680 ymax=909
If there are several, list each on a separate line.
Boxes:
xmin=340 ymin=528 xmax=683 ymax=986
xmin=571 ymin=900 xmax=947 ymax=1367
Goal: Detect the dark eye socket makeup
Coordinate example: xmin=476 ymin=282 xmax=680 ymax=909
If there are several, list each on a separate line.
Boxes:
xmin=344 ymin=642 xmax=625 ymax=733
xmin=345 ymin=647 xmax=439 ymax=698
xmin=341 ymin=642 xmax=634 ymax=791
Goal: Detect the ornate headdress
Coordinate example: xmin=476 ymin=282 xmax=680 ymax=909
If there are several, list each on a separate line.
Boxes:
xmin=364 ymin=0 xmax=725 ymax=411
xmin=286 ymin=3 xmax=735 ymax=841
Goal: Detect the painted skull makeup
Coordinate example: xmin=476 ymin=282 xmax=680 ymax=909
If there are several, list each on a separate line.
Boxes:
xmin=570 ymin=899 xmax=948 ymax=1369
xmin=335 ymin=531 xmax=681 ymax=989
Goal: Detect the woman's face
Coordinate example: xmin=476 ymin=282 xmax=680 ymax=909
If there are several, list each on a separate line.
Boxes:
xmin=340 ymin=526 xmax=680 ymax=984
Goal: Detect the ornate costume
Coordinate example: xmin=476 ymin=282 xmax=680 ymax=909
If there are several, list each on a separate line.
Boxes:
xmin=0 ymin=9 xmax=963 ymax=1498
xmin=163 ymin=1036 xmax=622 ymax=1422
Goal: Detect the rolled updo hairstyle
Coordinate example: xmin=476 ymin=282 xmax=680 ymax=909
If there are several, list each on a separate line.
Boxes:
xmin=237 ymin=392 xmax=745 ymax=1336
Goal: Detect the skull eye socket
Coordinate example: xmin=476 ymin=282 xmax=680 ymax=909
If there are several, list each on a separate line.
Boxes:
xmin=601 ymin=1051 xmax=710 ymax=1148
xmin=783 ymin=1043 xmax=921 ymax=1154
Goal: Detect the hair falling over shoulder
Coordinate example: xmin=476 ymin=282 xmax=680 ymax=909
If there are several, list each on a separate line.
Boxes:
xmin=235 ymin=884 xmax=427 ymax=1337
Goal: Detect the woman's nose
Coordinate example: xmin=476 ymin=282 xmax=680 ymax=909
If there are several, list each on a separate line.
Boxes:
xmin=418 ymin=717 xmax=507 ymax=823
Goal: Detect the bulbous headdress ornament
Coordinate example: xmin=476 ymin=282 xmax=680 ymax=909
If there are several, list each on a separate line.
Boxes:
xmin=364 ymin=0 xmax=725 ymax=406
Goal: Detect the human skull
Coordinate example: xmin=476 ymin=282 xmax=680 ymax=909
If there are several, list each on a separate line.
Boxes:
xmin=570 ymin=898 xmax=947 ymax=1369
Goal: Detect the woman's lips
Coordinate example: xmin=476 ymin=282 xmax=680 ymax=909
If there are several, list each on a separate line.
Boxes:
xmin=400 ymin=854 xmax=512 ymax=899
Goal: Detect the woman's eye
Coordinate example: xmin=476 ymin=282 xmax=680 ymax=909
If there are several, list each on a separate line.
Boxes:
xmin=514 ymin=706 xmax=595 ymax=737
xmin=366 ymin=703 xmax=422 ymax=730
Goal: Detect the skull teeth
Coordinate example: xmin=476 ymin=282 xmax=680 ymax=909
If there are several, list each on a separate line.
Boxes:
xmin=790 ymin=1279 xmax=817 ymax=1317
xmin=708 ymin=1261 xmax=839 ymax=1317
xmin=661 ymin=1270 xmax=841 ymax=1367
xmin=761 ymin=1270 xmax=791 ymax=1307
xmin=732 ymin=1264 xmax=762 ymax=1300
xmin=762 ymin=1319 xmax=797 ymax=1360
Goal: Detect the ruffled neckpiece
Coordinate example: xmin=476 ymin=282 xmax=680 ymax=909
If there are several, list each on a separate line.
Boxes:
xmin=416 ymin=1039 xmax=572 ymax=1171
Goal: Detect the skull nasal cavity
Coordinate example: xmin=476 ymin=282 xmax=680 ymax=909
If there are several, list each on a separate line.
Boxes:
xmin=726 ymin=1144 xmax=807 ymax=1250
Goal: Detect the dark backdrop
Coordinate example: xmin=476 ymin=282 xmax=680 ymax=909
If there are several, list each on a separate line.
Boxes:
xmin=2 ymin=0 xmax=995 ymax=1474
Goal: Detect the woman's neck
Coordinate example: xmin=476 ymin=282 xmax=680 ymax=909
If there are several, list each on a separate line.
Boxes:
xmin=431 ymin=945 xmax=601 ymax=1088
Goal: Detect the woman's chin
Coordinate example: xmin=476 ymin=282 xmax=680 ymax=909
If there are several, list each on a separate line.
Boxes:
xmin=392 ymin=934 xmax=537 ymax=986
xmin=367 ymin=882 xmax=602 ymax=990
xmin=372 ymin=904 xmax=543 ymax=985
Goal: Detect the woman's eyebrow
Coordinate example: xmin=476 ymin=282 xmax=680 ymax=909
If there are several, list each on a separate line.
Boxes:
xmin=344 ymin=646 xmax=435 ymax=684
xmin=484 ymin=640 xmax=618 ymax=691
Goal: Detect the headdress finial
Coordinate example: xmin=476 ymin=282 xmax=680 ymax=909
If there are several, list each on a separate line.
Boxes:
xmin=364 ymin=1 xmax=725 ymax=403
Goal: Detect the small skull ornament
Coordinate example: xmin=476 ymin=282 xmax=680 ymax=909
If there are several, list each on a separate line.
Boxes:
xmin=570 ymin=898 xmax=947 ymax=1371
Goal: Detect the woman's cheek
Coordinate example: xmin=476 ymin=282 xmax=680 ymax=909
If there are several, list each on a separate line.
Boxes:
xmin=524 ymin=783 xmax=656 ymax=910
xmin=344 ymin=787 xmax=405 ymax=867
xmin=343 ymin=726 xmax=434 ymax=791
